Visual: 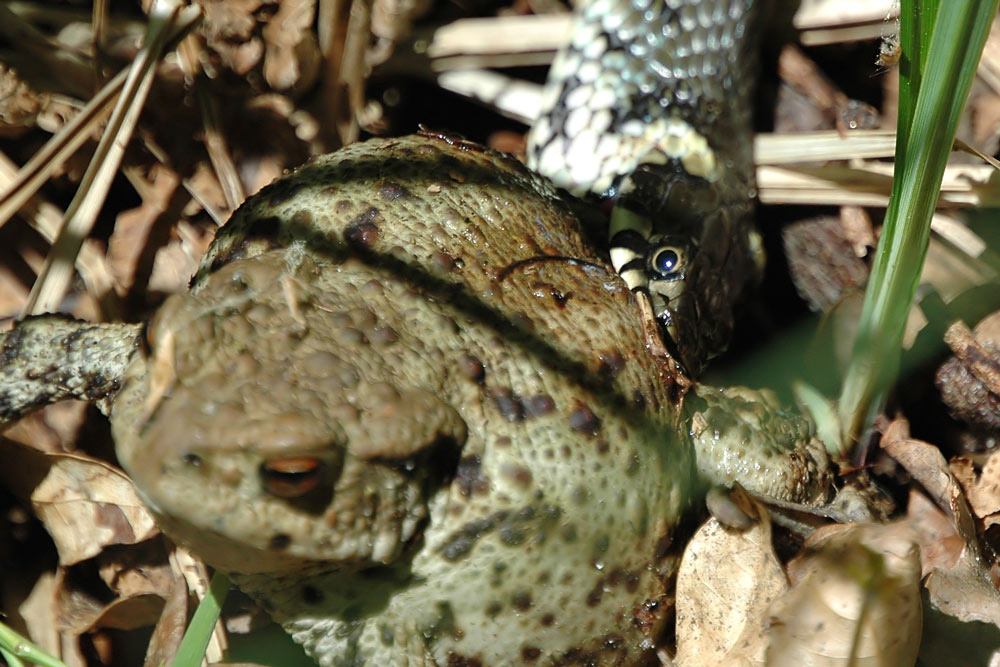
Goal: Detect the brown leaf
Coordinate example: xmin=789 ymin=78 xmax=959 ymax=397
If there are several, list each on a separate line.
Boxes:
xmin=107 ymin=165 xmax=184 ymax=294
xmin=143 ymin=575 xmax=192 ymax=667
xmin=146 ymin=221 xmax=215 ymax=295
xmin=200 ymin=0 xmax=266 ymax=74
xmin=261 ymin=0 xmax=320 ymax=91
xmin=907 ymin=490 xmax=1000 ymax=631
xmin=89 ymin=594 xmax=167 ymax=632
xmin=371 ymin=0 xmax=434 ymax=43
xmin=880 ymin=417 xmax=978 ymax=545
xmin=767 ymin=522 xmax=922 ymax=667
xmin=2 ymin=401 xmax=90 ymax=453
xmin=925 ymin=549 xmax=1000 ymax=630
xmin=0 ymin=438 xmax=62 ymax=499
xmin=97 ymin=540 xmax=175 ymax=598
xmin=31 ymin=452 xmax=159 ymax=566
xmin=885 ymin=420 xmax=1000 ymax=631
xmin=905 ymin=490 xmax=963 ymax=576
xmin=951 ymin=451 xmax=1000 ymax=527
xmin=675 ymin=495 xmax=785 ymax=666
xmin=51 ymin=562 xmax=165 ymax=637
xmin=19 ymin=572 xmax=63 ymax=660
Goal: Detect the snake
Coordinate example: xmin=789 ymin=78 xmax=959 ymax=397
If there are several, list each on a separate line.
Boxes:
xmin=527 ymin=0 xmax=763 ymax=376
xmin=0 ymin=2 xmax=844 ymax=664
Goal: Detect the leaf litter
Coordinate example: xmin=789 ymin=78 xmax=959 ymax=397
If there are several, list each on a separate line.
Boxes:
xmin=1 ymin=1 xmax=1000 ymax=665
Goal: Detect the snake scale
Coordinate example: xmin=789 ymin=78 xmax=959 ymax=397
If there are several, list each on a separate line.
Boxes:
xmin=0 ymin=0 xmax=839 ymax=665
xmin=529 ymin=0 xmax=761 ymax=375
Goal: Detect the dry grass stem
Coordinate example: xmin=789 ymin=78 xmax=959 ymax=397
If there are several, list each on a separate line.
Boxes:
xmin=0 ymin=153 xmax=114 ymax=299
xmin=0 ymin=67 xmax=126 ymax=229
xmin=22 ymin=1 xmax=202 ymax=316
xmin=758 ymin=162 xmax=999 ymax=208
xmin=437 ymin=70 xmax=541 ymax=124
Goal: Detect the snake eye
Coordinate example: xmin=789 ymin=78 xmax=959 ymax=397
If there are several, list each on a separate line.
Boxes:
xmin=650 ymin=246 xmax=684 ymax=278
xmin=260 ymin=457 xmax=323 ymax=498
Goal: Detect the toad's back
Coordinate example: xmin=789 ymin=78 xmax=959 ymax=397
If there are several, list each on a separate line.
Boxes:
xmin=111 ymin=134 xmax=696 ymax=665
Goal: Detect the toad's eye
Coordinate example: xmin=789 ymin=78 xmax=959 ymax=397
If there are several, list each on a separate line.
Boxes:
xmin=650 ymin=246 xmax=684 ymax=278
xmin=260 ymin=457 xmax=323 ymax=498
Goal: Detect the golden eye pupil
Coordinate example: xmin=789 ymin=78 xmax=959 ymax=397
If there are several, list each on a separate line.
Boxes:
xmin=260 ymin=457 xmax=323 ymax=498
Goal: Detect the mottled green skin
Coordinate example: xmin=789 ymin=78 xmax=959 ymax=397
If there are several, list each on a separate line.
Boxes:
xmin=112 ymin=134 xmax=697 ymax=665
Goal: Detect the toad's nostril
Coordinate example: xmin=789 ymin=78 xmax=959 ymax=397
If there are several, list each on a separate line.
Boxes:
xmin=182 ymin=452 xmax=203 ymax=467
xmin=260 ymin=457 xmax=324 ymax=498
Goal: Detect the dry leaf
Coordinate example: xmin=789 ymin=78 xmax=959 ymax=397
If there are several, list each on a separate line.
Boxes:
xmin=880 ymin=418 xmax=979 ymax=543
xmin=31 ymin=452 xmax=159 ymax=566
xmin=882 ymin=418 xmax=1000 ymax=634
xmin=107 ymin=165 xmax=184 ymax=293
xmin=146 ymin=221 xmax=215 ymax=295
xmin=88 ymin=594 xmax=167 ymax=632
xmin=18 ymin=572 xmax=63 ymax=659
xmin=951 ymin=450 xmax=1000 ymax=528
xmin=1 ymin=401 xmax=90 ymax=452
xmin=925 ymin=550 xmax=1000 ymax=630
xmin=766 ymin=522 xmax=922 ymax=667
xmin=200 ymin=0 xmax=267 ymax=74
xmin=905 ymin=490 xmax=964 ymax=576
xmin=142 ymin=575 xmax=193 ymax=667
xmin=371 ymin=0 xmax=434 ymax=43
xmin=261 ymin=0 xmax=320 ymax=91
xmin=52 ymin=561 xmax=165 ymax=637
xmin=97 ymin=540 xmax=176 ymax=598
xmin=675 ymin=495 xmax=786 ymax=667
xmin=19 ymin=572 xmax=89 ymax=667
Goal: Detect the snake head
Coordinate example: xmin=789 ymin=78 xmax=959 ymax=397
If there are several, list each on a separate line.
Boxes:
xmin=609 ymin=165 xmax=759 ymax=376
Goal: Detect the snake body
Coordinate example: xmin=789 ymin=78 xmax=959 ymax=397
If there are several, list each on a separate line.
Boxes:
xmin=527 ymin=0 xmax=762 ymax=375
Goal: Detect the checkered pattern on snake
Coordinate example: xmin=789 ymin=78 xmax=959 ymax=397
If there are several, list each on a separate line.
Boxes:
xmin=527 ymin=0 xmax=763 ymax=376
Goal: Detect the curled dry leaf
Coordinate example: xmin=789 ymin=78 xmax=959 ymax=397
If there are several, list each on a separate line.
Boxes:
xmin=1 ymin=402 xmax=90 ymax=455
xmin=951 ymin=449 xmax=1000 ymax=529
xmin=97 ymin=540 xmax=177 ymax=599
xmin=880 ymin=418 xmax=975 ymax=538
xmin=18 ymin=572 xmax=64 ymax=661
xmin=143 ymin=574 xmax=194 ymax=667
xmin=107 ymin=165 xmax=185 ymax=294
xmin=924 ymin=541 xmax=1000 ymax=631
xmin=18 ymin=560 xmax=170 ymax=662
xmin=261 ymin=0 xmax=320 ymax=91
xmin=767 ymin=522 xmax=922 ymax=667
xmin=30 ymin=451 xmax=159 ymax=566
xmin=83 ymin=593 xmax=168 ymax=633
xmin=905 ymin=489 xmax=1000 ymax=629
xmin=0 ymin=62 xmax=48 ymax=135
xmin=881 ymin=417 xmax=1000 ymax=633
xmin=675 ymin=493 xmax=786 ymax=667
xmin=677 ymin=493 xmax=922 ymax=667
xmin=905 ymin=490 xmax=964 ymax=576
xmin=54 ymin=564 xmax=166 ymax=636
xmin=199 ymin=0 xmax=267 ymax=75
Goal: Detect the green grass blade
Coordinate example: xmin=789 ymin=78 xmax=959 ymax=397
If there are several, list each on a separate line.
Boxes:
xmin=838 ymin=0 xmax=999 ymax=448
xmin=893 ymin=0 xmax=920 ymax=155
xmin=0 ymin=622 xmax=67 ymax=667
xmin=0 ymin=646 xmax=26 ymax=667
xmin=171 ymin=571 xmax=231 ymax=667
